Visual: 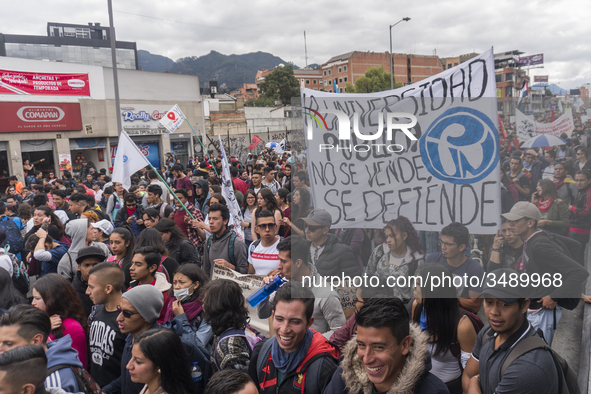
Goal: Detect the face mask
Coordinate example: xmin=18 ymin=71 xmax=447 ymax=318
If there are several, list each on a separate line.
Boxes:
xmin=173 ymin=284 xmax=194 ymax=302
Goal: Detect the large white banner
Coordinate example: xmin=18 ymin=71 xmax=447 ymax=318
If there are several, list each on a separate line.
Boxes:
xmin=302 ymin=48 xmax=500 ymax=234
xmin=516 ymin=108 xmax=574 ymax=141
xmin=218 ymin=136 xmax=245 ymax=240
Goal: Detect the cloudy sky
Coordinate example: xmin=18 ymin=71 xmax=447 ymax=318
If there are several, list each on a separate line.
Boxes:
xmin=1 ymin=0 xmax=589 ymax=89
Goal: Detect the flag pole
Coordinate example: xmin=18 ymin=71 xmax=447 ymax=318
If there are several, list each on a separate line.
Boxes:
xmin=146 ymin=162 xmax=197 ymax=221
xmin=120 ymin=131 xmax=197 ymax=221
xmin=181 ymin=116 xmax=220 ymax=178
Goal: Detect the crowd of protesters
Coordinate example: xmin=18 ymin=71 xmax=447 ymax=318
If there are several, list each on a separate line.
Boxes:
xmin=0 ymin=125 xmax=589 ymax=394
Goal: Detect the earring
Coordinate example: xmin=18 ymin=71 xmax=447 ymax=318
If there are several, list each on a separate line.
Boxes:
xmin=158 ymin=369 xmax=161 ymax=373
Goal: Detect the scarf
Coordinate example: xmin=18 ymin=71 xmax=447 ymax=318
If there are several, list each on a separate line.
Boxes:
xmin=164 ymin=295 xmax=203 ymax=324
xmin=523 ymin=161 xmax=532 ymax=172
xmin=537 ymin=197 xmax=553 ymax=212
xmin=271 ymin=329 xmax=313 ymax=373
xmin=554 ymin=176 xmax=565 ymax=190
xmin=126 ymin=206 xmax=136 ymax=216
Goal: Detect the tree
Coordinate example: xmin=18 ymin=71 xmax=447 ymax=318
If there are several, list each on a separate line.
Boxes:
xmin=257 ymin=65 xmax=300 ymax=106
xmin=345 ymin=67 xmax=402 ymax=93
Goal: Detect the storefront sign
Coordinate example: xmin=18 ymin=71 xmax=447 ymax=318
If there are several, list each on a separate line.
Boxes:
xmin=111 ymin=141 xmax=160 ymax=169
xmin=120 ymin=104 xmax=172 ymax=135
xmin=0 ymin=69 xmax=90 ymax=96
xmin=69 ymin=138 xmax=107 ymax=150
xmin=0 ymin=102 xmax=82 ymax=132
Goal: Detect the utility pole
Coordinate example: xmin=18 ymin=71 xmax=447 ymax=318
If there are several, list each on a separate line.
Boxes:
xmin=304 ymin=31 xmax=308 ymax=67
xmin=389 ymin=17 xmax=410 ymax=90
xmin=107 ymin=0 xmax=122 ymax=135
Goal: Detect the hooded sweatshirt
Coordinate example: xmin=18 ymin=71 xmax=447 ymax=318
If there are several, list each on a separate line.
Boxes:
xmin=58 ymin=219 xmax=111 ymax=280
xmin=194 ymin=179 xmax=211 ymax=216
xmin=323 ymin=323 xmax=449 ymax=394
xmin=45 ymin=335 xmax=84 ymax=394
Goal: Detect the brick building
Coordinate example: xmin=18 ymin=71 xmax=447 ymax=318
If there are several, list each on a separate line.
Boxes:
xmin=319 ymin=51 xmax=443 ymax=93
xmin=494 ymin=50 xmax=527 ymax=116
xmin=230 ymin=83 xmax=259 ymax=101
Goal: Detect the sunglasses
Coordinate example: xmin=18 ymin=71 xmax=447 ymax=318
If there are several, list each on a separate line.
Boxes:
xmin=126 ymin=204 xmax=137 ymax=207
xmin=305 ymin=225 xmax=323 ymax=232
xmin=257 ymin=223 xmax=276 ymax=230
xmin=117 ymin=305 xmax=140 ymax=319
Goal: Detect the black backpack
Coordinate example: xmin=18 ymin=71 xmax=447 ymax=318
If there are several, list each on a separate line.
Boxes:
xmin=527 ymin=231 xmax=581 ymax=310
xmin=0 ymin=217 xmax=24 ymax=255
xmin=481 ymin=328 xmax=580 ymax=394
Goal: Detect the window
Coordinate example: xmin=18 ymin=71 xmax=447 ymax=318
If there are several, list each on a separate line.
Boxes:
xmin=344 ymin=77 xmax=348 ymax=82
xmin=329 ymin=80 xmax=332 ymax=85
xmin=338 ymin=67 xmax=342 ymax=73
xmin=505 ymin=86 xmax=513 ymax=97
xmin=306 ymin=80 xmax=310 ymax=84
xmin=447 ymin=64 xmax=452 ymax=69
xmin=344 ymin=66 xmax=347 ymax=72
xmin=498 ymin=101 xmax=504 ymax=112
xmin=313 ymin=79 xmax=317 ymax=84
xmin=505 ymin=73 xmax=514 ymax=82
xmin=323 ymin=70 xmax=327 ymax=76
xmin=329 ymin=89 xmax=333 ymax=92
xmin=495 ymin=74 xmax=502 ymax=83
xmin=328 ymin=70 xmax=332 ymax=75
xmin=339 ymin=78 xmax=343 ymax=83
xmin=454 ymin=62 xmax=458 ymax=66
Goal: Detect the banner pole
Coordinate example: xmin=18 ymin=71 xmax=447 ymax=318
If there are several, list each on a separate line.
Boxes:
xmin=181 ymin=116 xmax=220 ymax=178
xmin=146 ymin=163 xmax=196 ymax=221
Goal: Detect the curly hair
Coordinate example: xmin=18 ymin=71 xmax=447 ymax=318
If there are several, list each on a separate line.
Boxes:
xmin=32 ymin=274 xmax=88 ymax=338
xmin=81 ymin=210 xmax=99 ymax=223
xmin=384 ymin=216 xmax=424 ymax=256
xmin=202 ymin=279 xmax=248 ymax=336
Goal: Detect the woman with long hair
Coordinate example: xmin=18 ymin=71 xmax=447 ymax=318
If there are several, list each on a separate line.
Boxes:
xmin=241 ymin=189 xmax=257 ymax=248
xmin=202 ymin=279 xmax=251 ymax=372
xmin=531 ymin=178 xmax=570 ymax=235
xmin=142 ymin=208 xmax=161 ymax=229
xmin=365 ymin=216 xmax=425 ymax=303
xmin=17 ymin=203 xmax=32 ymax=225
xmin=107 ymin=181 xmax=128 ymax=220
xmin=283 ymin=187 xmax=311 ymax=236
xmin=135 ymin=228 xmax=179 ymax=283
xmin=0 ymin=268 xmax=26 ymax=313
xmin=276 ymin=188 xmax=290 ymax=237
xmin=250 ymin=188 xmax=283 ymax=240
xmin=246 ymin=163 xmax=254 ymax=178
xmin=163 ymin=264 xmax=213 ymax=352
xmin=32 ymin=273 xmax=89 ymax=369
xmin=412 ymin=265 xmax=478 ymax=394
xmin=154 ymin=219 xmax=199 ymax=265
xmin=108 ymin=228 xmax=136 ymax=288
xmin=127 ymin=328 xmax=194 ymax=394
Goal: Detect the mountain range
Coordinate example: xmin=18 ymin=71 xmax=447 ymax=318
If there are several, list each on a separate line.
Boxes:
xmin=138 ymin=50 xmax=304 ymax=91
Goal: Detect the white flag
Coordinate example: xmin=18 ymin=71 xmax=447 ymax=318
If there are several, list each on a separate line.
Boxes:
xmin=218 ymin=136 xmax=245 ymax=241
xmin=274 ymin=139 xmax=286 ymax=155
xmin=558 ymin=100 xmax=563 ymax=113
xmin=112 ymin=132 xmax=150 ymax=190
xmin=574 ymin=98 xmax=584 ymax=107
xmin=159 ymin=105 xmax=185 ymax=133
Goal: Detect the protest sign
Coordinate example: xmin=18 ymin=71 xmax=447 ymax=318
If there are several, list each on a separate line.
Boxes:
xmin=516 ymin=108 xmax=574 ymax=141
xmin=218 ymin=136 xmax=245 ymax=240
xmin=212 ymin=263 xmax=269 ymax=336
xmin=301 ymin=48 xmax=500 ymax=234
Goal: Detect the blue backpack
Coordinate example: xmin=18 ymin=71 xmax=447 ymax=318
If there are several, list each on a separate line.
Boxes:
xmin=0 ymin=217 xmax=23 ymax=255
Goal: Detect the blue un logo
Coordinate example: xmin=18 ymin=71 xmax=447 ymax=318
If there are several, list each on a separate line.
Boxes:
xmin=122 ymin=155 xmax=129 ymax=164
xmin=419 ymin=107 xmax=498 ymax=185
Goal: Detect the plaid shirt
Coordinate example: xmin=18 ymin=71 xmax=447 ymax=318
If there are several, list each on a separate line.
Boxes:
xmin=174 ymin=203 xmax=204 ymax=248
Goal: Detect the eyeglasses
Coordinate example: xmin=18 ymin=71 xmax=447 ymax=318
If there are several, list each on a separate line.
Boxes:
xmin=439 ymin=240 xmax=457 ymax=248
xmin=116 ymin=305 xmax=140 ymax=319
xmin=257 ymin=223 xmax=276 ymax=230
xmin=353 ymin=298 xmax=364 ymax=304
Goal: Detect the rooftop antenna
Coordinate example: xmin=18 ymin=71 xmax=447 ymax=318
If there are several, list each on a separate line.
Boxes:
xmin=304 ymin=31 xmax=308 ymax=67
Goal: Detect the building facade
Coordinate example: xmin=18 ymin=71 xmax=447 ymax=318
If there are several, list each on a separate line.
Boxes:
xmin=0 ymin=57 xmax=202 ymax=186
xmin=0 ymin=22 xmax=138 ymax=70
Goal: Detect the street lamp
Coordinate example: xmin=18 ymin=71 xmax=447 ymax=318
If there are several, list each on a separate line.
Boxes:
xmin=390 ymin=17 xmax=411 ymax=90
